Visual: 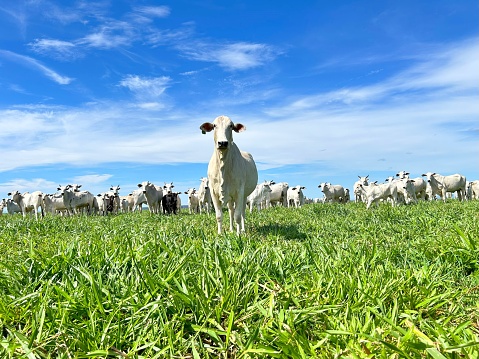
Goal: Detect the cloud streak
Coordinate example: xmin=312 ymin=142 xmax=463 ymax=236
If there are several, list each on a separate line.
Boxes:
xmin=0 ymin=50 xmax=73 ymax=84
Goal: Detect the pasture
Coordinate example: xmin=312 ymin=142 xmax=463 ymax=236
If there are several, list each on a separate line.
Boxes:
xmin=0 ymin=201 xmax=478 ymax=358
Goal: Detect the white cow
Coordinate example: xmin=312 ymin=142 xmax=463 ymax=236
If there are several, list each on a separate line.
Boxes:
xmin=184 ymin=188 xmax=200 ymax=214
xmin=137 ymin=181 xmax=163 ymax=214
xmin=359 ymin=182 xmax=398 ymax=209
xmin=287 ymin=185 xmax=306 ymax=208
xmin=468 ymin=180 xmax=479 ymax=200
xmin=58 ymin=184 xmax=94 ymax=215
xmin=247 ymin=180 xmax=273 ymax=213
xmin=200 ymin=115 xmax=258 ymax=234
xmin=8 ymin=191 xmax=45 ymax=219
xmin=421 ymin=172 xmax=466 ymax=202
xmin=107 ymin=185 xmax=121 ymax=213
xmin=353 ymin=175 xmax=369 ymax=203
xmin=0 ymin=199 xmax=6 ymax=215
xmin=5 ymin=199 xmax=22 ymax=215
xmin=318 ymin=182 xmax=346 ymax=203
xmin=269 ymin=182 xmax=289 ymax=207
xmin=43 ymin=193 xmax=68 ymax=215
xmin=197 ymin=177 xmax=213 ymax=213
xmin=96 ymin=192 xmax=115 ymax=215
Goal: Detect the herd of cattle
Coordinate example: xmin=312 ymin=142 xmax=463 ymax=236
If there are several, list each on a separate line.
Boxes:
xmin=1 ymin=115 xmax=478 ymax=234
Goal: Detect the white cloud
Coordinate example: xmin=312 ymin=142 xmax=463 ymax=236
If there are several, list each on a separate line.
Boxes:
xmin=0 ymin=50 xmax=73 ymax=85
xmin=29 ymin=38 xmax=78 ymax=60
xmin=134 ymin=6 xmax=170 ymax=18
xmin=178 ymin=41 xmax=279 ymax=70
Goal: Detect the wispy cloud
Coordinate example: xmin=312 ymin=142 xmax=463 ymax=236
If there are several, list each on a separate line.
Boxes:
xmin=0 ymin=50 xmax=73 ymax=84
xmin=178 ymin=41 xmax=279 ymax=70
xmin=29 ymin=38 xmax=79 ymax=60
xmin=118 ymin=75 xmax=171 ymax=108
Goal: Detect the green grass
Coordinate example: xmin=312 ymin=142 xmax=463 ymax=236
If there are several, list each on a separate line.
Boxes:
xmin=0 ymin=201 xmax=478 ymax=358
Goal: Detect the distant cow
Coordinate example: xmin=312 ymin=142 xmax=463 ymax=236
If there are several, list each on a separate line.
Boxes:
xmin=353 ymin=175 xmax=369 ymax=203
xmin=269 ymin=182 xmax=289 ymax=207
xmin=162 ymin=193 xmax=178 ymax=214
xmin=57 ymin=184 xmax=94 ymax=215
xmin=247 ymin=180 xmax=273 ymax=213
xmin=318 ymin=182 xmax=346 ymax=203
xmin=5 ymin=198 xmax=22 ymax=215
xmin=8 ymin=190 xmax=45 ymax=219
xmin=287 ymin=185 xmax=306 ymax=208
xmin=43 ymin=193 xmax=68 ymax=215
xmin=359 ymin=182 xmax=398 ymax=209
xmin=184 ymin=188 xmax=200 ymax=214
xmin=200 ymin=115 xmax=258 ymax=234
xmin=138 ymin=181 xmax=163 ymax=214
xmin=421 ymin=172 xmax=466 ymax=202
xmin=197 ymin=177 xmax=213 ymax=213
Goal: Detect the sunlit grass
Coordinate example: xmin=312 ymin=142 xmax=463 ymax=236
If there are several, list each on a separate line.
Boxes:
xmin=0 ymin=201 xmax=478 ymax=358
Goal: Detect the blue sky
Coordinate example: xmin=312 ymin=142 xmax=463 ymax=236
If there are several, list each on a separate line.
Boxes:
xmin=1 ymin=0 xmax=478 ymax=205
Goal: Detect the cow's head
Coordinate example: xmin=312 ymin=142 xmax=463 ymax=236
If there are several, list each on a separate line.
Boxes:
xmin=164 ymin=182 xmax=174 ymax=194
xmin=200 ymin=115 xmax=245 ymax=151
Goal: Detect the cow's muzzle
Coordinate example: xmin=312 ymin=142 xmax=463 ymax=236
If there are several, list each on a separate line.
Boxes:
xmin=217 ymin=141 xmax=228 ymax=149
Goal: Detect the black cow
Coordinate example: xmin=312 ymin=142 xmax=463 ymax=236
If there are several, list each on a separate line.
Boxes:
xmin=162 ymin=193 xmax=178 ymax=214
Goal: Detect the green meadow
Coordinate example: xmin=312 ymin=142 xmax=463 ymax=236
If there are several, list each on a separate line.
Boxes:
xmin=0 ymin=201 xmax=478 ymax=358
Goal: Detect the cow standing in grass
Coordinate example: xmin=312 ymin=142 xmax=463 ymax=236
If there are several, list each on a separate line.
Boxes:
xmin=200 ymin=115 xmax=258 ymax=234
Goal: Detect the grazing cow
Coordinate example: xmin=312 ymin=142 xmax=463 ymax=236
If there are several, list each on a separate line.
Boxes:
xmin=200 ymin=115 xmax=258 ymax=234
xmin=184 ymin=188 xmax=200 ymax=214
xmin=353 ymin=176 xmax=369 ymax=203
xmin=359 ymin=182 xmax=398 ymax=209
xmin=421 ymin=172 xmax=467 ymax=202
xmin=269 ymin=182 xmax=289 ymax=207
xmin=138 ymin=181 xmax=163 ymax=214
xmin=197 ymin=177 xmax=213 ymax=213
xmin=287 ymin=185 xmax=306 ymax=208
xmin=43 ymin=193 xmax=68 ymax=215
xmin=8 ymin=191 xmax=44 ymax=219
xmin=162 ymin=193 xmax=178 ymax=214
xmin=247 ymin=180 xmax=273 ymax=213
xmin=58 ymin=184 xmax=94 ymax=215
xmin=318 ymin=182 xmax=346 ymax=203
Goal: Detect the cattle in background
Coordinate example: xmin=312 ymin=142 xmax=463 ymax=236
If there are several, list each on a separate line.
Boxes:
xmin=0 ymin=199 xmax=6 ymax=215
xmin=8 ymin=190 xmax=44 ymax=219
xmin=343 ymin=188 xmax=350 ymax=203
xmin=163 ymin=182 xmax=181 ymax=212
xmin=184 ymin=188 xmax=200 ymax=214
xmin=138 ymin=181 xmax=163 ymax=214
xmin=422 ymin=172 xmax=466 ymax=202
xmin=57 ymin=184 xmax=94 ymax=215
xmin=359 ymin=182 xmax=398 ymax=209
xmin=467 ymin=180 xmax=479 ymax=200
xmin=4 ymin=199 xmax=21 ymax=215
xmin=162 ymin=192 xmax=178 ymax=214
xmin=107 ymin=185 xmax=121 ymax=213
xmin=353 ymin=175 xmax=369 ymax=203
xmin=318 ymin=182 xmax=346 ymax=203
xmin=96 ymin=193 xmax=115 ymax=215
xmin=43 ymin=193 xmax=68 ymax=215
xmin=287 ymin=185 xmax=306 ymax=208
xmin=200 ymin=115 xmax=258 ymax=234
xmin=197 ymin=177 xmax=213 ymax=213
xmin=247 ymin=180 xmax=273 ymax=213
xmin=269 ymin=182 xmax=289 ymax=207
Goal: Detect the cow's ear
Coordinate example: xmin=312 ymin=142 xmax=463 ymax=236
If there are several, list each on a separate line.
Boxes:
xmin=233 ymin=123 xmax=246 ymax=133
xmin=200 ymin=122 xmax=214 ymax=134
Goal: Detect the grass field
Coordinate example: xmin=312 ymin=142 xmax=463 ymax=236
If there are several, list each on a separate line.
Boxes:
xmin=0 ymin=201 xmax=478 ymax=358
